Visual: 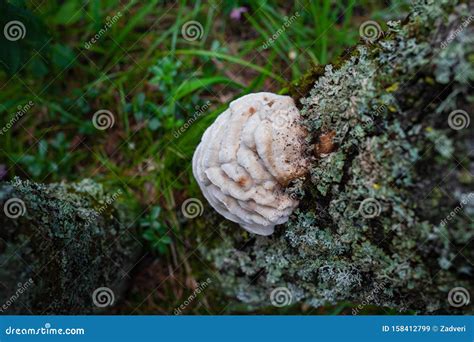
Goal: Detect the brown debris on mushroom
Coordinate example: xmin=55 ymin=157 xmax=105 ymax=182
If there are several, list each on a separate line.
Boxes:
xmin=192 ymin=92 xmax=309 ymax=236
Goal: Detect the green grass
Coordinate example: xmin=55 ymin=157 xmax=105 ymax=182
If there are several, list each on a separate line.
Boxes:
xmin=0 ymin=0 xmax=411 ymax=314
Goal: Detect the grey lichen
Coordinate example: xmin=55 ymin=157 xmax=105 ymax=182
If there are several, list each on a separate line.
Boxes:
xmin=198 ymin=0 xmax=473 ymax=313
xmin=0 ymin=178 xmax=140 ymax=314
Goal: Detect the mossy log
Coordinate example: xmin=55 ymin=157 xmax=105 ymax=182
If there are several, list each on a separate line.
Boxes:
xmin=195 ymin=0 xmax=474 ymax=313
xmin=0 ymin=179 xmax=140 ymax=314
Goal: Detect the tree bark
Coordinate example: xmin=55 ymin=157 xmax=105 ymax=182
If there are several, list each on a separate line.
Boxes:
xmin=197 ymin=0 xmax=474 ymax=313
xmin=0 ymin=178 xmax=140 ymax=314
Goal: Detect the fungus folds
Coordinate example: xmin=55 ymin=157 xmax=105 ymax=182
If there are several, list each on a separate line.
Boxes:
xmin=192 ymin=92 xmax=308 ymax=235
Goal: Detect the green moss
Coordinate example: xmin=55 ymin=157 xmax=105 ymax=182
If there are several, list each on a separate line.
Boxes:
xmin=0 ymin=178 xmax=140 ymax=314
xmin=288 ymin=64 xmax=326 ymax=103
xmin=288 ymin=46 xmax=361 ymax=103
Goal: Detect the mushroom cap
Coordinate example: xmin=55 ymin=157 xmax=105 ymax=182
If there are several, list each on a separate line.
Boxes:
xmin=192 ymin=92 xmax=308 ymax=235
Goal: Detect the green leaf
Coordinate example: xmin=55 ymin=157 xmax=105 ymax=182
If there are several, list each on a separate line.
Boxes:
xmin=173 ymin=49 xmax=286 ymax=84
xmin=160 ymin=236 xmax=172 ymax=244
xmin=173 ymin=76 xmax=244 ymax=101
xmin=28 ymin=55 xmax=48 ymax=77
xmin=0 ymin=1 xmax=50 ymax=73
xmin=53 ymin=2 xmax=82 ymax=25
xmin=38 ymin=140 xmax=48 ymax=158
xmin=51 ymin=43 xmax=76 ymax=69
xmin=0 ymin=42 xmax=21 ymax=73
xmin=148 ymin=118 xmax=161 ymax=131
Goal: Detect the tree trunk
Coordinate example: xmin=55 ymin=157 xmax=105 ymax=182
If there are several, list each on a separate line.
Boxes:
xmin=0 ymin=178 xmax=140 ymax=314
xmin=197 ymin=0 xmax=473 ymax=313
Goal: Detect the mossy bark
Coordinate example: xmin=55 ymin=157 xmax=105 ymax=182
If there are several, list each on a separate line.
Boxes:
xmin=0 ymin=178 xmax=140 ymax=314
xmin=196 ymin=0 xmax=474 ymax=313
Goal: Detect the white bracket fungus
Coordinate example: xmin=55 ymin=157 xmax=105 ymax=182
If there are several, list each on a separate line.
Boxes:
xmin=192 ymin=92 xmax=309 ymax=235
